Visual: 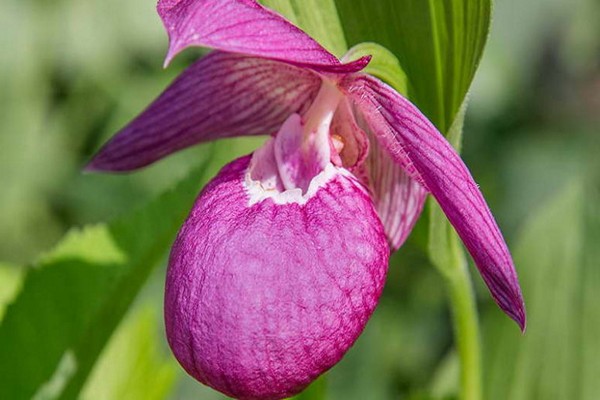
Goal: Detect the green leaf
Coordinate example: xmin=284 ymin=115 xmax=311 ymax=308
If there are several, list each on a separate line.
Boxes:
xmin=260 ymin=0 xmax=347 ymax=57
xmin=581 ymin=152 xmax=600 ymax=400
xmin=344 ymin=42 xmax=409 ymax=96
xmin=0 ymin=158 xmax=212 ymax=400
xmin=262 ymin=1 xmax=408 ymax=103
xmin=335 ymin=0 xmax=491 ymax=133
xmin=0 ymin=263 xmax=24 ymax=322
xmin=482 ymin=178 xmax=600 ymax=400
xmin=81 ymin=306 xmax=176 ymax=400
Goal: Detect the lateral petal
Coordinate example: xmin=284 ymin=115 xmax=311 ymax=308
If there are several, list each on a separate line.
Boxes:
xmin=344 ymin=75 xmax=526 ymax=330
xmin=158 ymin=0 xmax=369 ymax=73
xmin=332 ymin=99 xmax=426 ymax=250
xmin=367 ymin=133 xmax=428 ymax=251
xmin=87 ymin=52 xmax=320 ymax=172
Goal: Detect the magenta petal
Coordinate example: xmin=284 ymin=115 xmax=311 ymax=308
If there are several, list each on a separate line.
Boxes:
xmin=367 ymin=135 xmax=428 ymax=251
xmin=330 ymin=99 xmax=369 ymax=170
xmin=87 ymin=52 xmax=320 ymax=172
xmin=344 ymin=75 xmax=526 ymax=330
xmin=158 ymin=0 xmax=369 ymax=73
xmin=165 ymin=155 xmax=389 ymax=399
xmin=331 ymin=100 xmax=426 ymax=250
xmin=274 ymin=114 xmax=330 ymax=193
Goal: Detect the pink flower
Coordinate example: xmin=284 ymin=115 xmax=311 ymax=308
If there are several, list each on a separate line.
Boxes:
xmin=88 ymin=1 xmax=525 ymax=399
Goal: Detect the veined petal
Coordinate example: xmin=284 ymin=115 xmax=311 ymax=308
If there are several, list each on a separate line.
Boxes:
xmin=166 ymin=155 xmax=389 ymax=399
xmin=87 ymin=52 xmax=320 ymax=172
xmin=344 ymin=75 xmax=526 ymax=330
xmin=367 ymin=133 xmax=428 ymax=251
xmin=158 ymin=0 xmax=370 ymax=73
xmin=274 ymin=114 xmax=331 ymax=193
xmin=332 ymin=99 xmax=426 ymax=250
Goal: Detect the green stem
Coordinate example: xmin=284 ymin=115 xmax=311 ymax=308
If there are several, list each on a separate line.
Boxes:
xmin=428 ymin=101 xmax=480 ymax=399
xmin=444 ymin=235 xmax=482 ymax=400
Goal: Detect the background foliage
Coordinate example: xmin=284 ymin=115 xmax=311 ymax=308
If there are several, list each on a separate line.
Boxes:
xmin=0 ymin=0 xmax=598 ymax=399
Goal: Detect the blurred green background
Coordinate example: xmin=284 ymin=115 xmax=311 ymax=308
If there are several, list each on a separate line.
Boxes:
xmin=0 ymin=0 xmax=598 ymax=399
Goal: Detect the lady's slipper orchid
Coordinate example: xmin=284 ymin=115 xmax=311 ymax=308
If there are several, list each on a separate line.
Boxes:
xmin=88 ymin=1 xmax=526 ymax=399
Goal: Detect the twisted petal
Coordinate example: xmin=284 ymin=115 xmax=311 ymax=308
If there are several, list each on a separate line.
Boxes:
xmin=87 ymin=52 xmax=321 ymax=172
xmin=367 ymin=134 xmax=428 ymax=250
xmin=332 ymin=99 xmax=426 ymax=250
xmin=158 ymin=0 xmax=370 ymax=73
xmin=344 ymin=75 xmax=526 ymax=330
xmin=165 ymin=155 xmax=389 ymax=399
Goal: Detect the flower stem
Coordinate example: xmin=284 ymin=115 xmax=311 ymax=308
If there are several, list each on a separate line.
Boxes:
xmin=428 ymin=102 xmax=481 ymax=399
xmin=443 ymin=234 xmax=482 ymax=400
